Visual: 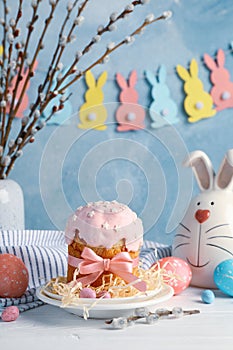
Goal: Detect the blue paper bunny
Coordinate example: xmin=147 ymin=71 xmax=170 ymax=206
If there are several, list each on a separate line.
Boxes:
xmin=145 ymin=65 xmax=179 ymax=128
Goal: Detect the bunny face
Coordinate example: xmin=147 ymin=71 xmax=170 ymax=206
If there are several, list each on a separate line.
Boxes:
xmin=172 ymin=149 xmax=233 ymax=288
xmin=173 ymin=190 xmax=233 ymax=288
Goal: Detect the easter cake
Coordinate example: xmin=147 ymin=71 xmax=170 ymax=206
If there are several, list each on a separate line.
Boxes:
xmin=65 ymin=200 xmax=147 ymax=292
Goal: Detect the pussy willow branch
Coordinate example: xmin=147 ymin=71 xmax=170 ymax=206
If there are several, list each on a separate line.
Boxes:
xmin=5 ymin=12 xmax=168 ymax=178
xmin=3 ymin=0 xmax=41 ymax=149
xmin=3 ymin=0 xmax=86 ymax=163
xmin=0 ymin=0 xmax=7 ymax=84
xmin=105 ymin=309 xmax=201 ymax=326
xmin=58 ymin=13 xmax=167 ymax=93
xmin=14 ymin=0 xmax=86 ymax=126
xmin=1 ymin=0 xmax=23 ymax=147
xmin=7 ymin=0 xmax=142 ymax=144
xmin=11 ymin=0 xmax=58 ymax=126
xmin=0 ymin=0 xmax=171 ymax=179
xmin=0 ymin=0 xmax=58 ymax=178
xmin=40 ymin=0 xmax=144 ymax=116
xmin=40 ymin=0 xmax=140 ymax=111
xmin=2 ymin=0 xmax=59 ymax=167
xmin=0 ymin=0 xmax=8 ymax=145
xmin=43 ymin=0 xmax=88 ymax=99
xmin=59 ymin=0 xmax=143 ymax=87
xmin=97 ymin=1 xmax=142 ymax=36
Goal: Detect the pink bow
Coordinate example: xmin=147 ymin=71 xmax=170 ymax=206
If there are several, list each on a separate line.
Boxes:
xmin=68 ymin=247 xmax=147 ymax=292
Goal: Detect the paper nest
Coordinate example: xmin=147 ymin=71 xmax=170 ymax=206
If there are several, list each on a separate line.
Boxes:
xmin=44 ymin=264 xmax=163 ymax=318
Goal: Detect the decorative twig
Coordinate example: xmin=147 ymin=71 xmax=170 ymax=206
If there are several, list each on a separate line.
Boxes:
xmin=57 ymin=11 xmax=171 ymax=94
xmin=42 ymin=0 xmax=86 ymax=100
xmin=0 ymin=0 xmax=9 ymax=145
xmin=2 ymin=0 xmax=40 ymax=152
xmin=1 ymin=0 xmax=23 ymax=147
xmin=58 ymin=0 xmax=145 ymax=87
xmin=0 ymin=0 xmax=172 ymax=179
xmin=105 ymin=307 xmax=200 ymax=329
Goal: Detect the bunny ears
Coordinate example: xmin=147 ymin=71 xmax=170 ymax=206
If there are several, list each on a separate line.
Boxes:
xmin=85 ymin=70 xmax=108 ymax=88
xmin=176 ymin=59 xmax=199 ymax=81
xmin=204 ymin=49 xmax=225 ymax=70
xmin=116 ymin=70 xmax=137 ymax=89
xmin=184 ymin=150 xmax=233 ymax=191
xmin=145 ymin=65 xmax=167 ymax=85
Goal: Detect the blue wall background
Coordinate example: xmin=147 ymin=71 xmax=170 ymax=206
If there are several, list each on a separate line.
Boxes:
xmin=5 ymin=0 xmax=233 ymax=244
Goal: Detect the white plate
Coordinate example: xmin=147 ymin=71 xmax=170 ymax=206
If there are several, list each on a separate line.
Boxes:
xmin=36 ymin=284 xmax=174 ymax=319
xmin=42 ymin=284 xmax=163 ymax=304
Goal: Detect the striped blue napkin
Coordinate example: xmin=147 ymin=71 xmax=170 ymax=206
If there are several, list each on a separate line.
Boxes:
xmin=0 ymin=230 xmax=171 ymax=313
xmin=0 ymin=230 xmax=67 ymax=313
xmin=140 ymin=240 xmax=172 ymax=269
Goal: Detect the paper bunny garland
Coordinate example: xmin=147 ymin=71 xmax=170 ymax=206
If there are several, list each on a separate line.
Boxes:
xmin=204 ymin=49 xmax=233 ymax=111
xmin=145 ymin=65 xmax=178 ymax=128
xmin=115 ymin=70 xmax=145 ymax=131
xmin=78 ymin=70 xmax=108 ymax=131
xmin=172 ymin=149 xmax=233 ymax=288
xmin=7 ymin=44 xmax=233 ymax=128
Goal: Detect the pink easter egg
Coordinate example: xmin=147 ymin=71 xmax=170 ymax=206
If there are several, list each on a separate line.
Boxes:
xmin=97 ymin=291 xmax=111 ymax=299
xmin=153 ymin=257 xmax=192 ymax=295
xmin=0 ymin=254 xmax=29 ymax=298
xmin=79 ymin=287 xmax=96 ymax=298
xmin=1 ymin=306 xmax=20 ymax=322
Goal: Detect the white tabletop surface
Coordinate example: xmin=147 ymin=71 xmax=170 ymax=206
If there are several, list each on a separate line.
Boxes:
xmin=1 ymin=286 xmax=232 ymax=350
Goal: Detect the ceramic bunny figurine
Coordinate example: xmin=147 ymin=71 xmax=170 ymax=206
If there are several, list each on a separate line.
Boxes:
xmin=78 ymin=70 xmax=108 ymax=131
xmin=176 ymin=59 xmax=216 ymax=123
xmin=172 ymin=149 xmax=233 ymax=288
xmin=204 ymin=49 xmax=233 ymax=111
xmin=115 ymin=70 xmax=145 ymax=131
xmin=145 ymin=65 xmax=178 ymax=128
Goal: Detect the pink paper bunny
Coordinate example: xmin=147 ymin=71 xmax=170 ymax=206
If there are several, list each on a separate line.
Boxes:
xmin=204 ymin=49 xmax=233 ymax=111
xmin=115 ymin=70 xmax=145 ymax=131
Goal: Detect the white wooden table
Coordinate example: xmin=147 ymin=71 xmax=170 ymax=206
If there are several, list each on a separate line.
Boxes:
xmin=1 ymin=287 xmax=232 ymax=350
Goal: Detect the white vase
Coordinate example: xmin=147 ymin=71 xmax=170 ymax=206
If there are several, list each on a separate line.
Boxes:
xmin=0 ymin=179 xmax=25 ymax=230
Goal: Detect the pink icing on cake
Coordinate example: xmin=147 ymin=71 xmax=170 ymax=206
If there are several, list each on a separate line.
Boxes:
xmin=65 ymin=200 xmax=143 ymax=251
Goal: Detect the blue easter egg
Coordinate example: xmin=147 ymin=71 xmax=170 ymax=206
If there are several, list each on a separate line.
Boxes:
xmin=201 ymin=289 xmax=215 ymax=304
xmin=214 ymin=259 xmax=233 ymax=296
